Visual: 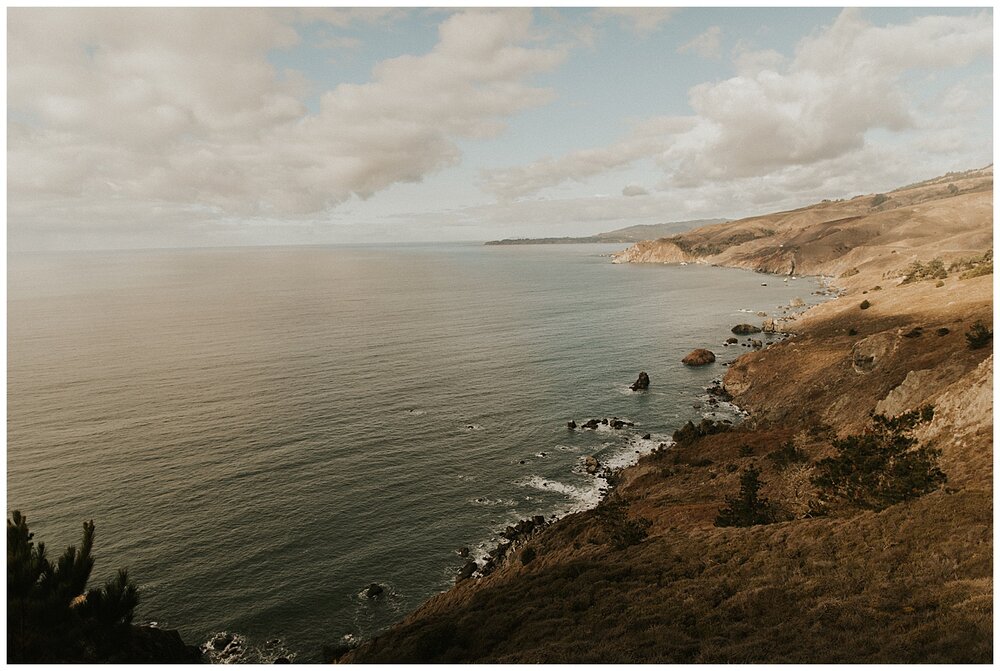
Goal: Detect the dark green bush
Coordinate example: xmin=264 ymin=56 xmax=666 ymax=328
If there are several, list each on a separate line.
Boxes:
xmin=767 ymin=442 xmax=809 ymax=470
xmin=596 ymin=499 xmax=652 ymax=550
xmin=714 ymin=466 xmax=776 ymax=528
xmin=965 ymin=321 xmax=992 ymax=349
xmin=859 ymin=300 xmax=871 ymax=310
xmin=7 ymin=511 xmax=139 ymax=663
xmin=812 ymin=407 xmax=945 ymax=510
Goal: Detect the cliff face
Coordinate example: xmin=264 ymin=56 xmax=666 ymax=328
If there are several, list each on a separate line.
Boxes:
xmin=612 ymin=165 xmax=993 ymax=280
xmin=345 ymin=168 xmax=993 ymax=664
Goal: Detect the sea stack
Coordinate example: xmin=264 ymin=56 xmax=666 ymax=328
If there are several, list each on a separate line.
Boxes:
xmin=630 ymin=371 xmax=650 ymax=390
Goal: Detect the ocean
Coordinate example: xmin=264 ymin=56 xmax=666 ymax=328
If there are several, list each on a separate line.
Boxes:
xmin=7 ymin=243 xmax=822 ymax=662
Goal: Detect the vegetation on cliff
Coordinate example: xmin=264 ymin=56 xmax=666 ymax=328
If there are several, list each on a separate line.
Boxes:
xmin=7 ymin=511 xmax=201 ymax=663
xmin=346 ymin=167 xmax=992 ymax=664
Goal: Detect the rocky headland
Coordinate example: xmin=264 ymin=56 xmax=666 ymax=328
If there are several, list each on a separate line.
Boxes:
xmin=344 ymin=167 xmax=993 ymax=663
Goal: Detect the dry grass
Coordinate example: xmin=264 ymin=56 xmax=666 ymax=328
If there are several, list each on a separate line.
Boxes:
xmin=345 ymin=171 xmax=993 ymax=664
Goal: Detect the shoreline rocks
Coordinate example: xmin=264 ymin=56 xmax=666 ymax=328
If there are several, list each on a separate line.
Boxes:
xmin=732 ymin=324 xmax=762 ymax=335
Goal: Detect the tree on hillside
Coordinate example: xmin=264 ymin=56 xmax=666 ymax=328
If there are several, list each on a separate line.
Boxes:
xmin=7 ymin=511 xmax=139 ymax=662
xmin=715 ymin=465 xmax=777 ymax=527
xmin=812 ymin=406 xmax=945 ymax=510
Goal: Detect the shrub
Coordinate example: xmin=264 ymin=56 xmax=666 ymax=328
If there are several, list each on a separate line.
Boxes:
xmin=871 ymin=193 xmax=889 ymax=207
xmin=714 ymin=465 xmax=777 ymax=527
xmin=812 ymin=407 xmax=945 ymax=510
xmin=7 ymin=512 xmax=140 ymax=663
xmin=596 ymin=499 xmax=652 ymax=550
xmin=965 ymin=321 xmax=993 ymax=349
xmin=859 ymin=300 xmax=871 ymax=310
xmin=520 ymin=546 xmax=537 ymax=565
xmin=951 ymin=249 xmax=993 ymax=279
xmin=901 ymin=258 xmax=948 ymax=284
xmin=767 ymin=442 xmax=809 ymax=470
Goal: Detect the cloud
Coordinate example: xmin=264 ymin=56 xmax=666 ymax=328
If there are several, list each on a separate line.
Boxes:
xmin=622 ymin=185 xmax=649 ymax=197
xmin=8 ymin=8 xmax=565 ymax=230
xmin=592 ymin=8 xmax=676 ymax=37
xmin=483 ymin=116 xmax=695 ymax=200
xmin=678 ymin=26 xmax=722 ymax=59
xmin=482 ymin=9 xmax=992 ymax=199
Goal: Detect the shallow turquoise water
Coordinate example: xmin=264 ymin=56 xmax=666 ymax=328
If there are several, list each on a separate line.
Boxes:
xmin=7 ymin=243 xmax=821 ymax=661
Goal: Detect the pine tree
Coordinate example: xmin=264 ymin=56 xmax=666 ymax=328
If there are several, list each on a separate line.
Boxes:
xmin=7 ymin=511 xmax=140 ymax=662
xmin=715 ymin=465 xmax=777 ymax=527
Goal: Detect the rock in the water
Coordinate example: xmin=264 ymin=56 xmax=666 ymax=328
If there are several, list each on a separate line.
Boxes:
xmin=584 ymin=455 xmax=600 ymax=474
xmin=762 ymin=318 xmax=779 ymax=333
xmin=566 ymin=420 xmax=577 ymax=429
xmin=582 ymin=418 xmax=600 ymax=429
xmin=630 ymin=371 xmax=650 ymax=390
xmin=732 ymin=324 xmax=762 ymax=335
xmin=789 ymin=297 xmax=805 ymax=307
xmin=642 ymin=433 xmax=651 ymax=440
xmin=726 ymin=337 xmax=738 ymax=344
xmin=363 ymin=583 xmax=384 ymax=599
xmin=457 ymin=546 xmax=470 ymax=558
xmin=751 ymin=339 xmax=763 ymax=350
xmin=681 ymin=348 xmax=716 ymax=366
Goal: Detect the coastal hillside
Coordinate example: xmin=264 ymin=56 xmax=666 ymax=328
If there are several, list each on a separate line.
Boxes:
xmin=612 ymin=166 xmax=992 ymax=279
xmin=345 ymin=168 xmax=993 ymax=663
xmin=484 ymin=219 xmax=728 ymax=245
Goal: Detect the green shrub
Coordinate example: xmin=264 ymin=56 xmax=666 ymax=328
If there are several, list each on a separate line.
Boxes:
xmin=901 ymin=258 xmax=948 ymax=284
xmin=859 ymin=300 xmax=871 ymax=310
xmin=7 ymin=512 xmax=139 ymax=663
xmin=965 ymin=321 xmax=993 ymax=349
xmin=714 ymin=465 xmax=777 ymax=528
xmin=871 ymin=193 xmax=889 ymax=207
xmin=596 ymin=499 xmax=652 ymax=550
xmin=951 ymin=249 xmax=993 ymax=279
xmin=812 ymin=407 xmax=945 ymax=510
xmin=767 ymin=442 xmax=809 ymax=470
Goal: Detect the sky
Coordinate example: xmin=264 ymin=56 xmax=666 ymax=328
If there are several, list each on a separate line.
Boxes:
xmin=6 ymin=6 xmax=994 ymax=250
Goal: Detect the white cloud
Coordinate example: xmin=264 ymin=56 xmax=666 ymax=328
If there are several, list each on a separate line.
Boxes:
xmin=8 ymin=8 xmax=565 ymax=234
xmin=482 ymin=9 xmax=992 ymax=200
xmin=592 ymin=8 xmax=676 ymax=37
xmin=678 ymin=26 xmax=722 ymax=59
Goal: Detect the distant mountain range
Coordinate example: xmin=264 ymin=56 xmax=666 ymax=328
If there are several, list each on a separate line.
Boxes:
xmin=484 ymin=219 xmax=729 ymax=245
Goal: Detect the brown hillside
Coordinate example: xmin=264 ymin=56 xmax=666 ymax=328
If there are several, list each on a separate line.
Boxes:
xmin=345 ymin=169 xmax=993 ymax=664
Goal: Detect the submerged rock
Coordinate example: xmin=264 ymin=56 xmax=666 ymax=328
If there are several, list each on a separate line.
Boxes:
xmin=363 ymin=583 xmax=384 ymax=599
xmin=630 ymin=371 xmax=650 ymax=390
xmin=566 ymin=420 xmax=577 ymax=429
xmin=682 ymin=348 xmax=716 ymax=366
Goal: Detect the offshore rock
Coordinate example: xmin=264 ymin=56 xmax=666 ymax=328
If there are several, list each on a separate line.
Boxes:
xmin=682 ymin=349 xmax=716 ymax=366
xmin=584 ymin=455 xmax=601 ymax=474
xmin=732 ymin=324 xmax=762 ymax=335
xmin=630 ymin=371 xmax=650 ymax=390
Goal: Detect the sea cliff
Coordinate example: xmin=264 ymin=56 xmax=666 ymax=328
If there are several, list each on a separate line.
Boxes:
xmin=344 ymin=167 xmax=993 ymax=663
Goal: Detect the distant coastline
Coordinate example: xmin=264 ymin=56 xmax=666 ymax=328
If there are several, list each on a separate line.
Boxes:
xmin=484 ymin=219 xmax=728 ymax=246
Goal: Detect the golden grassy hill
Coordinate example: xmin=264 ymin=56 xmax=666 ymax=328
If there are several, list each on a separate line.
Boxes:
xmin=345 ymin=168 xmax=993 ymax=663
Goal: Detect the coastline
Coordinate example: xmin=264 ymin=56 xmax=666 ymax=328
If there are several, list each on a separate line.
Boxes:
xmin=343 ymin=172 xmax=992 ymax=663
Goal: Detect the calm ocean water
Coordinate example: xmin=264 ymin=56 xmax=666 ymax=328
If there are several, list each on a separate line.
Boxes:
xmin=8 ymin=243 xmax=821 ymax=661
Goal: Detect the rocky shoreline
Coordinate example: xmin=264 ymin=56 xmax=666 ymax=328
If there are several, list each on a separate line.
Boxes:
xmin=343 ymin=167 xmax=992 ymax=663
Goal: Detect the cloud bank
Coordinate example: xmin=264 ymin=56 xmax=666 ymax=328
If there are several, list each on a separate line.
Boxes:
xmin=8 ymin=8 xmax=563 ymax=224
xmin=483 ymin=9 xmax=992 ymax=200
